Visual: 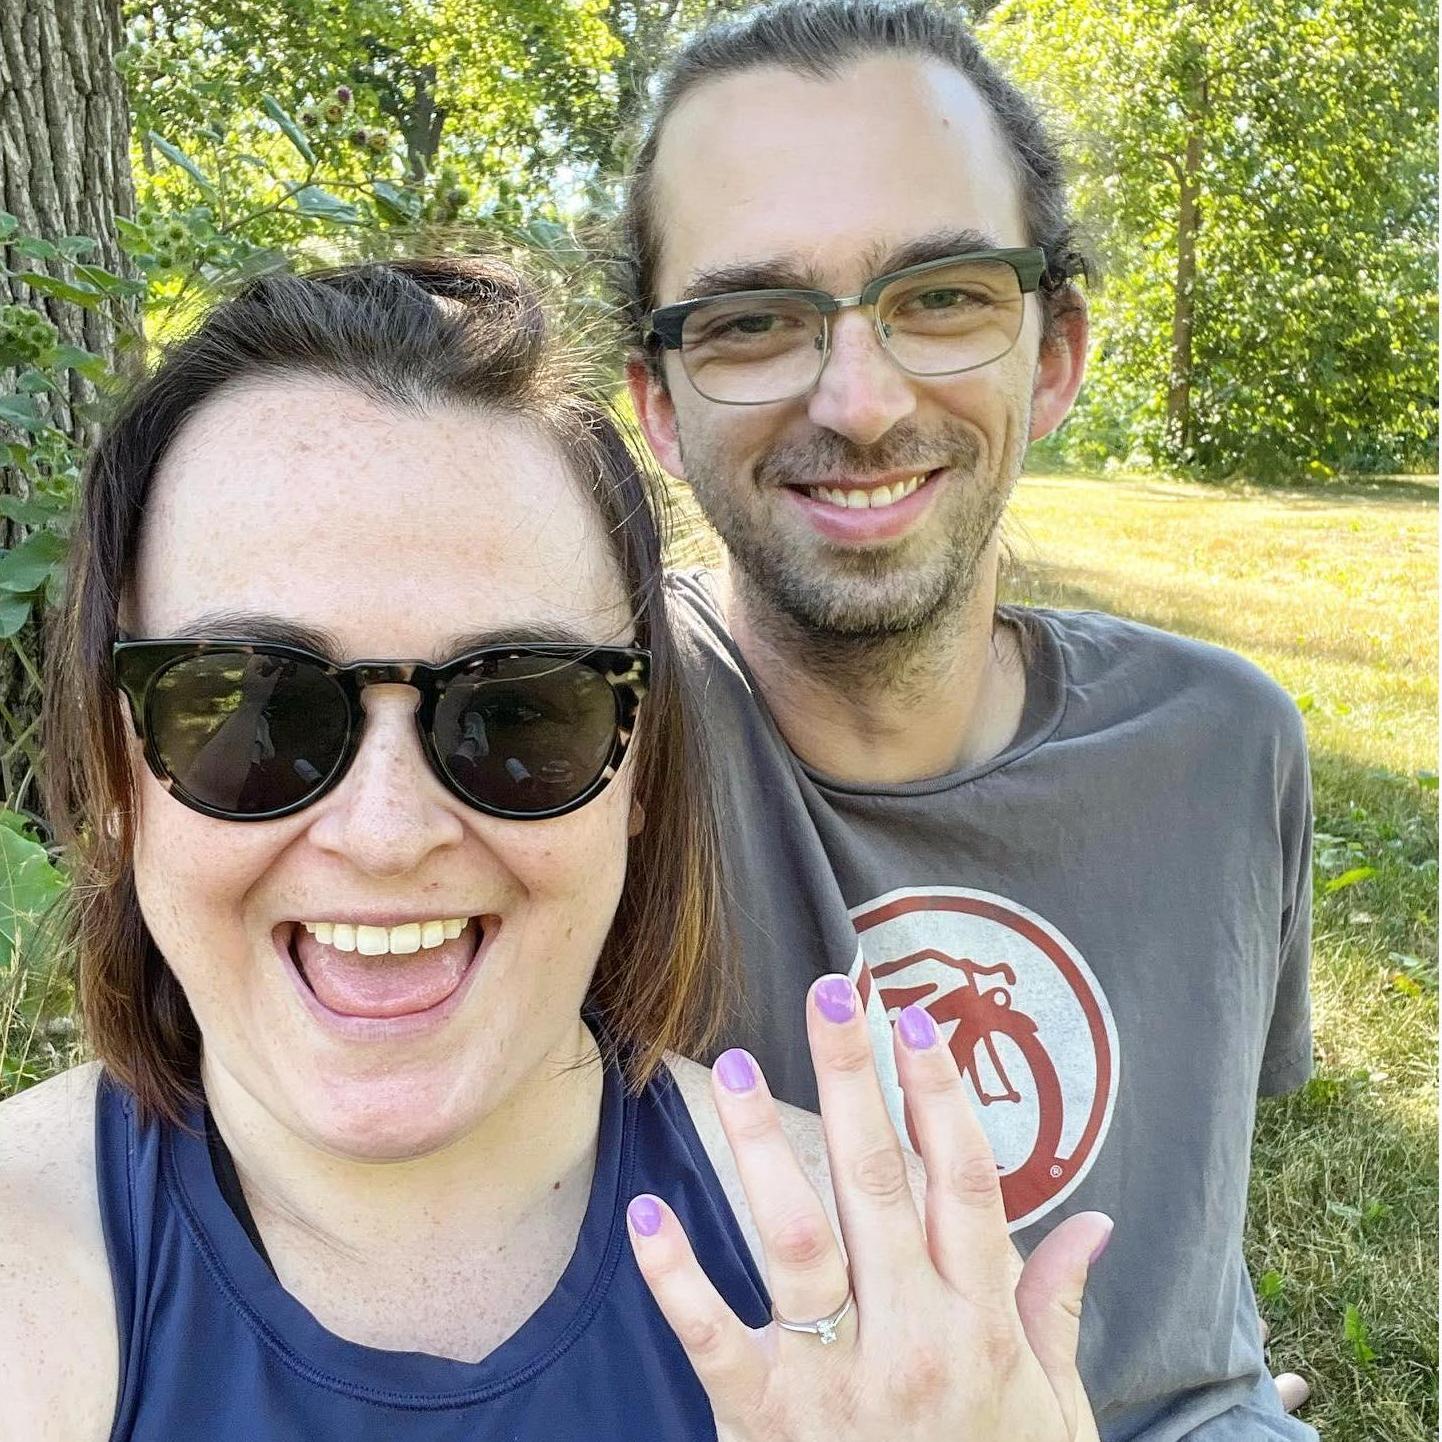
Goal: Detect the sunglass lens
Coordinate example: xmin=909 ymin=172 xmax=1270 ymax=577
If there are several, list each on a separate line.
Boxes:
xmin=148 ymin=651 xmax=350 ymax=816
xmin=434 ymin=656 xmax=618 ymax=815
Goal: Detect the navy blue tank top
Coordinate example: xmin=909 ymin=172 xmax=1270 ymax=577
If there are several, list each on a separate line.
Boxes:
xmin=95 ymin=1054 xmax=770 ymax=1440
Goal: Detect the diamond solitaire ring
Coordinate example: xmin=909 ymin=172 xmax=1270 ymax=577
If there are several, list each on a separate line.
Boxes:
xmin=771 ymin=1288 xmax=855 ymax=1346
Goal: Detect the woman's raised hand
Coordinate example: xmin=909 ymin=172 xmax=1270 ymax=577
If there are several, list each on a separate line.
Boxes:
xmin=627 ymin=974 xmax=1112 ymax=1441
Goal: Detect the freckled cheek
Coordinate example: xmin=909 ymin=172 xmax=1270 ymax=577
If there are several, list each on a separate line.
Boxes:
xmin=132 ymin=777 xmax=283 ymax=991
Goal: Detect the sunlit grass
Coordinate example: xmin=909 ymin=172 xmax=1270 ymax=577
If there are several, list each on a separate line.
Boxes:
xmin=664 ymin=468 xmax=1438 ymax=1440
xmin=1003 ymin=474 xmax=1438 ymax=1441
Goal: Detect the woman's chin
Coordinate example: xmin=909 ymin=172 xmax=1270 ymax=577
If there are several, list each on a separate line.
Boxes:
xmin=282 ymin=1071 xmax=485 ymax=1162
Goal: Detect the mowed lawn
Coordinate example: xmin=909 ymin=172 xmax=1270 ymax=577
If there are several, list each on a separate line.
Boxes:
xmin=669 ymin=470 xmax=1439 ymax=1441
xmin=1006 ymin=474 xmax=1438 ymax=1442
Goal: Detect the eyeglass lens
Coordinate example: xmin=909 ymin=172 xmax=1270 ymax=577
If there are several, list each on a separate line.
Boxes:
xmin=145 ymin=650 xmax=620 ymax=818
xmin=678 ymin=257 xmax=1026 ymax=404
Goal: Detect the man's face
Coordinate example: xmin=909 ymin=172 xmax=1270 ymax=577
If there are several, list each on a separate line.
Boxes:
xmin=631 ymin=55 xmax=1085 ymax=638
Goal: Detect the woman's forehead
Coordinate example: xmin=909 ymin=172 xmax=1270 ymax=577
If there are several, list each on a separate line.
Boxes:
xmin=131 ymin=377 xmax=632 ymax=648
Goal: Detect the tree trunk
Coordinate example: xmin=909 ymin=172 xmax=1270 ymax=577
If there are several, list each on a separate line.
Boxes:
xmin=0 ymin=0 xmax=135 ymax=822
xmin=1165 ymin=73 xmax=1206 ymax=460
xmin=0 ymin=0 xmax=136 ymax=438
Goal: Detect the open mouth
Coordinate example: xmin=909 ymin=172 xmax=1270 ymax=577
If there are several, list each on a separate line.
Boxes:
xmin=281 ymin=914 xmax=492 ymax=1021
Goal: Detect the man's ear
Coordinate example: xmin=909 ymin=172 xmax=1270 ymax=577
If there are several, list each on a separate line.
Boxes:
xmin=625 ymin=354 xmax=685 ymax=480
xmin=1029 ymin=293 xmax=1089 ymax=442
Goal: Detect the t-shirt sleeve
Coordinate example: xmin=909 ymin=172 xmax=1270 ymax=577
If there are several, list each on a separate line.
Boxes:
xmin=1258 ymin=710 xmax=1314 ymax=1097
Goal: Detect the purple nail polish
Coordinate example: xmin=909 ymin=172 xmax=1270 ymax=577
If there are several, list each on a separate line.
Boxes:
xmin=814 ymin=975 xmax=856 ymax=1024
xmin=628 ymin=1195 xmax=663 ymax=1238
xmin=898 ymin=1003 xmax=938 ymax=1050
xmin=1089 ymin=1219 xmax=1115 ymax=1264
xmin=715 ymin=1048 xmax=758 ymax=1094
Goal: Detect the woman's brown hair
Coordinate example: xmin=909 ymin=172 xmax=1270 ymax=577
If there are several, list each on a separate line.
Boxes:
xmin=43 ymin=255 xmax=731 ymax=1124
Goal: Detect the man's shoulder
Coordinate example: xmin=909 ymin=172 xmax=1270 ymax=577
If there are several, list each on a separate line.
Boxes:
xmin=1025 ymin=606 xmax=1306 ymax=747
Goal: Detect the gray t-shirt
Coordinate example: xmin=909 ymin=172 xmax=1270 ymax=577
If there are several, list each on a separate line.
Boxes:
xmin=669 ymin=570 xmax=1315 ymax=1442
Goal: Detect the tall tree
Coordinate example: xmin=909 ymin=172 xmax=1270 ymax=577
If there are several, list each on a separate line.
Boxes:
xmin=985 ymin=0 xmax=1438 ymax=478
xmin=1 ymin=0 xmax=137 ymax=437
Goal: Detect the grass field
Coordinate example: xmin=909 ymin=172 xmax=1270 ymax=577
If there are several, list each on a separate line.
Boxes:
xmin=673 ymin=469 xmax=1439 ymax=1440
xmin=1007 ymin=473 xmax=1438 ymax=1442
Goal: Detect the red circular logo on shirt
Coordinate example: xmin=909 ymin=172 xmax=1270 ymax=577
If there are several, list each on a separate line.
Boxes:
xmin=849 ymin=886 xmax=1118 ymax=1232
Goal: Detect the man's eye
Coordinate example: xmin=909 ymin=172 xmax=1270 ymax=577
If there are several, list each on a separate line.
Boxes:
xmin=713 ymin=311 xmax=779 ymax=336
xmin=913 ymin=288 xmax=984 ymax=310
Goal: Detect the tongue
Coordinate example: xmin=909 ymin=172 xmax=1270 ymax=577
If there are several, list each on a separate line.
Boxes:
xmin=294 ymin=926 xmax=477 ymax=1018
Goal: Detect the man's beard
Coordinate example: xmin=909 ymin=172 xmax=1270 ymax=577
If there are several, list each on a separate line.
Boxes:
xmin=681 ymin=420 xmax=1009 ymax=645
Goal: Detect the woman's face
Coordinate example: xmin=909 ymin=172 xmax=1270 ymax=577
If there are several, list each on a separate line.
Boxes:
xmin=127 ymin=376 xmax=637 ymax=1160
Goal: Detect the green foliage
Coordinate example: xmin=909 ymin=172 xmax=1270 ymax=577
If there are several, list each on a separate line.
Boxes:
xmin=985 ymin=0 xmax=1438 ymax=479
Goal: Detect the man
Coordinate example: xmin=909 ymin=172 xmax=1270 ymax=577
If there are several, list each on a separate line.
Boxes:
xmin=618 ymin=2 xmax=1317 ymax=1438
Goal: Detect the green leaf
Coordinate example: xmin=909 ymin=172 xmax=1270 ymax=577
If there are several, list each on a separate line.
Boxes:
xmin=0 ymin=529 xmax=67 ymax=592
xmin=1415 ymin=770 xmax=1438 ymax=790
xmin=73 ymin=264 xmax=146 ymax=299
xmin=0 ymin=393 xmax=44 ymax=433
xmin=56 ymin=235 xmax=99 ymax=261
xmin=1293 ymin=692 xmax=1315 ymax=713
xmin=1324 ymin=866 xmax=1376 ymax=894
xmin=47 ymin=343 xmax=109 ymax=382
xmin=14 ymin=270 xmax=104 ymax=308
xmin=371 ymin=180 xmax=421 ymax=222
xmin=261 ymin=94 xmax=317 ymax=167
xmin=289 ymin=185 xmax=360 ymax=225
xmin=0 ymin=817 xmax=66 ymax=963
xmin=1256 ymin=1269 xmax=1284 ymax=1304
xmin=9 ymin=236 xmax=58 ymax=261
xmin=148 ymin=131 xmax=217 ymax=195
xmin=115 ymin=217 xmax=150 ymax=249
xmin=0 ymin=592 xmax=32 ymax=638
xmin=0 ymin=212 xmax=17 ymax=242
xmin=1343 ymin=1303 xmax=1377 ymax=1366
xmin=0 ymin=494 xmax=67 ymax=527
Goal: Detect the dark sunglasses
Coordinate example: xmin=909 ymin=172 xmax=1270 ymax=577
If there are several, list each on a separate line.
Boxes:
xmin=113 ymin=639 xmax=650 ymax=822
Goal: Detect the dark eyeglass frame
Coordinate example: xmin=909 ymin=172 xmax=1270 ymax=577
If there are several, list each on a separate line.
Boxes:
xmin=642 ymin=247 xmax=1051 ymax=405
xmin=113 ymin=637 xmax=651 ymax=823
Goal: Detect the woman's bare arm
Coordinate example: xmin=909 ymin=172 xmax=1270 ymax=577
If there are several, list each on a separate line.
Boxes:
xmin=0 ymin=1063 xmax=118 ymax=1442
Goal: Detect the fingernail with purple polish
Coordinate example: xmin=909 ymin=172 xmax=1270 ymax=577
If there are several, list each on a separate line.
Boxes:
xmin=814 ymin=975 xmax=856 ymax=1024
xmin=628 ymin=1195 xmax=663 ymax=1238
xmin=1089 ymin=1218 xmax=1115 ymax=1265
xmin=898 ymin=1003 xmax=938 ymax=1051
xmin=715 ymin=1047 xmax=757 ymax=1095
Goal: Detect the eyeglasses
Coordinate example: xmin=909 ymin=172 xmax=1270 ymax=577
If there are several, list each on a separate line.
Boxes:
xmin=644 ymin=248 xmax=1049 ymax=406
xmin=113 ymin=639 xmax=650 ymax=822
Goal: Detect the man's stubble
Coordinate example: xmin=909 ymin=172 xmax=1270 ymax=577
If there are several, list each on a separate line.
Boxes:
xmin=679 ymin=417 xmax=1022 ymax=691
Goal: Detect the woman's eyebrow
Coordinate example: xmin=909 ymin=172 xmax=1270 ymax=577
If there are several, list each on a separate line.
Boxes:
xmin=440 ymin=623 xmax=602 ymax=656
xmin=170 ymin=611 xmax=343 ymax=656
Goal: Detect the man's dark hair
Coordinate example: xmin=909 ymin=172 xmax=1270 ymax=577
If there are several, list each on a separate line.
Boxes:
xmin=617 ymin=0 xmax=1090 ymax=366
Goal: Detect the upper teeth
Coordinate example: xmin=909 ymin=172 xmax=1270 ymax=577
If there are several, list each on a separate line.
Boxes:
xmin=807 ymin=474 xmax=927 ymax=509
xmin=301 ymin=918 xmax=467 ymax=955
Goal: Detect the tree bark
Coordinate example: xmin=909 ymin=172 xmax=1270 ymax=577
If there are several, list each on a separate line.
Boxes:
xmin=0 ymin=0 xmax=135 ymax=822
xmin=1165 ymin=72 xmax=1206 ymax=460
xmin=0 ymin=0 xmax=136 ymax=437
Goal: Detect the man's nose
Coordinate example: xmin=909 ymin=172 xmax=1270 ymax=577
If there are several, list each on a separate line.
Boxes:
xmin=805 ymin=308 xmax=918 ymax=446
xmin=305 ymin=687 xmax=464 ymax=877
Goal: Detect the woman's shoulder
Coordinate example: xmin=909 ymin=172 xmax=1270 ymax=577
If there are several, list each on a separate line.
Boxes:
xmin=0 ymin=1063 xmax=119 ymax=1441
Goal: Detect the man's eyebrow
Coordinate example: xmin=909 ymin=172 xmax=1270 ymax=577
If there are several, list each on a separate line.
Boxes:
xmin=675 ymin=256 xmax=826 ymax=303
xmin=871 ymin=229 xmax=1007 ymax=275
xmin=674 ymin=229 xmax=1009 ymax=304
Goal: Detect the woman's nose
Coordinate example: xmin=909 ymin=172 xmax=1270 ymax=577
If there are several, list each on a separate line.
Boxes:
xmin=305 ymin=686 xmax=464 ymax=876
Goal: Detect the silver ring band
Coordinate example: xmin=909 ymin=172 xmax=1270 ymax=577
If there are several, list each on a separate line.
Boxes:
xmin=771 ymin=1289 xmax=855 ymax=1346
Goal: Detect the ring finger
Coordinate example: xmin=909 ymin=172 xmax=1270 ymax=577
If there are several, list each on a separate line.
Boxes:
xmin=710 ymin=1046 xmax=857 ymax=1342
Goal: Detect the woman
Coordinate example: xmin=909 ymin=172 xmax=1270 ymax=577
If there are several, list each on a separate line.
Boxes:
xmin=0 ymin=257 xmax=1109 ymax=1440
